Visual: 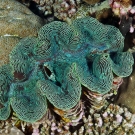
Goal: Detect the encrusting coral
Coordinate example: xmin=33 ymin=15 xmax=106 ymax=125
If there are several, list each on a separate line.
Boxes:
xmin=0 ymin=16 xmax=134 ymax=134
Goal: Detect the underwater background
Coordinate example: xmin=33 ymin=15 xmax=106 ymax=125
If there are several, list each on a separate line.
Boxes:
xmin=0 ymin=0 xmax=135 ymax=134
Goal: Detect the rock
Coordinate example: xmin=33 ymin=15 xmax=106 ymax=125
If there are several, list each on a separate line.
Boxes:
xmin=114 ymin=65 xmax=135 ymax=113
xmin=0 ymin=0 xmax=44 ymax=37
xmin=0 ymin=0 xmax=44 ymax=66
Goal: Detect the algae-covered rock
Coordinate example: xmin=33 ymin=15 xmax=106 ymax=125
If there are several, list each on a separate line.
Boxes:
xmin=0 ymin=0 xmax=44 ymax=37
xmin=0 ymin=0 xmax=44 ymax=66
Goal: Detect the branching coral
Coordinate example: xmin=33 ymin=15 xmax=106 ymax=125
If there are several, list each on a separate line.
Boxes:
xmin=109 ymin=0 xmax=135 ymax=36
xmin=0 ymin=17 xmax=134 ymax=125
xmin=0 ymin=36 xmax=20 ymax=67
xmin=82 ymin=104 xmax=135 ymax=134
xmin=30 ymin=102 xmax=135 ymax=134
xmin=32 ymin=0 xmax=81 ymax=21
xmin=32 ymin=0 xmax=112 ymax=22
xmin=0 ymin=118 xmax=26 ymax=135
xmin=109 ymin=0 xmax=132 ymax=16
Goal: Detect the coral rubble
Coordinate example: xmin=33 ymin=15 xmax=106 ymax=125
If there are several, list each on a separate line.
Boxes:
xmin=109 ymin=0 xmax=132 ymax=16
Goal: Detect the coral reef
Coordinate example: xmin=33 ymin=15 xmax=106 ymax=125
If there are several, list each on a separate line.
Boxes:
xmin=2 ymin=102 xmax=135 ymax=134
xmin=32 ymin=0 xmax=111 ymax=22
xmin=69 ymin=0 xmax=135 ymax=35
xmin=0 ymin=17 xmax=134 ymax=124
xmin=39 ymin=103 xmax=135 ymax=134
xmin=53 ymin=0 xmax=80 ymax=21
xmin=83 ymin=103 xmax=135 ymax=134
xmin=0 ymin=0 xmax=134 ymax=129
xmin=1 ymin=86 xmax=133 ymax=135
xmin=33 ymin=0 xmax=54 ymax=15
xmin=109 ymin=0 xmax=135 ymax=36
xmin=0 ymin=0 xmax=135 ymax=134
xmin=32 ymin=0 xmax=82 ymax=21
